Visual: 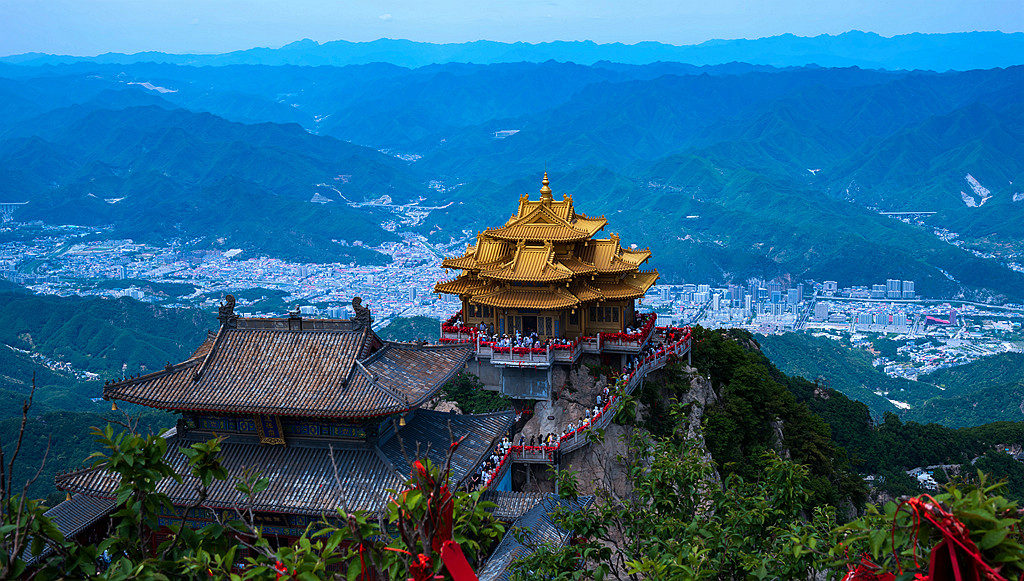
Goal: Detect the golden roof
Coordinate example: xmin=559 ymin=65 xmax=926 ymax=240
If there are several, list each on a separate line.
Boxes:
xmin=441 ymin=233 xmax=512 ymax=270
xmin=619 ymin=246 xmax=652 ymax=266
xmin=597 ymin=271 xmax=660 ymax=300
xmin=472 ymin=286 xmax=581 ymax=310
xmin=479 ymin=241 xmax=573 ymax=283
xmin=434 ymin=173 xmax=658 ymax=308
xmin=571 ymin=281 xmax=604 ymax=302
xmin=434 ymin=276 xmax=493 ymax=296
xmin=558 ymin=255 xmax=598 ymax=275
xmin=487 ymin=203 xmax=603 ymax=242
xmin=578 ymin=235 xmax=638 ymax=273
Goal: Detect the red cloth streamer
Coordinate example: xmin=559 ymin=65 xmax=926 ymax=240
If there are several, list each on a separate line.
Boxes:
xmin=441 ymin=540 xmax=479 ymax=581
xmin=845 ymin=494 xmax=1011 ymax=581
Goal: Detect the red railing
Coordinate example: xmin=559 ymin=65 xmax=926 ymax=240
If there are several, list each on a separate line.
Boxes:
xmin=490 ymin=343 xmax=553 ymax=366
xmin=474 ymin=327 xmax=694 ymax=489
xmin=598 ymin=313 xmax=657 ymax=351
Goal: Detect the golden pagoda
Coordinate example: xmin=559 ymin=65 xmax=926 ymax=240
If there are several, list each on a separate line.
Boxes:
xmin=435 ymin=173 xmax=658 ymax=339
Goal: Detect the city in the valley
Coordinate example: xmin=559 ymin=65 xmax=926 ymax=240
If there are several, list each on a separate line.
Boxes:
xmin=3 ymin=208 xmax=1021 ymax=386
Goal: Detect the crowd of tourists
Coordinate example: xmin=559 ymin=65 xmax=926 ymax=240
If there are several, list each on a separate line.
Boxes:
xmin=462 ymin=325 xmax=691 ymax=491
xmin=447 ymin=315 xmax=652 ymax=351
xmin=468 ymin=436 xmax=514 ymax=490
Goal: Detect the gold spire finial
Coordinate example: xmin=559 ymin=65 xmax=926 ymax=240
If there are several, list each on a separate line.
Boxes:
xmin=540 ymin=172 xmax=552 ymax=198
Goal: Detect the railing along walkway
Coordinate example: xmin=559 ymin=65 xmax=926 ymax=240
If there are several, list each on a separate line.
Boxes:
xmin=479 ymin=329 xmax=691 ymax=489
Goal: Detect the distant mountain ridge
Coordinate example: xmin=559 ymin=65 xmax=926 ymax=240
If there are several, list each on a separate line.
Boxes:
xmin=2 ymin=59 xmax=1023 ymax=300
xmin=4 ymin=31 xmax=1023 ymax=71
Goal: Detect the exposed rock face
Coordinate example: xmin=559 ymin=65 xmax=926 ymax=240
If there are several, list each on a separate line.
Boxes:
xmin=562 ymin=421 xmax=636 ymax=499
xmin=425 ymin=399 xmax=462 ymax=414
xmin=516 ymin=363 xmax=607 ymax=443
xmin=769 ymin=418 xmax=792 ymax=459
xmin=563 ymin=365 xmax=722 ymax=498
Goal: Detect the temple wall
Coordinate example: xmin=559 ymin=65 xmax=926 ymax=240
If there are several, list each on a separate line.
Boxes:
xmin=466 ymin=357 xmax=502 ymax=390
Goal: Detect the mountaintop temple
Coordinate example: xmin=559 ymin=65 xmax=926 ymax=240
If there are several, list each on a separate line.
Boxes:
xmin=435 ymin=173 xmax=661 ymax=399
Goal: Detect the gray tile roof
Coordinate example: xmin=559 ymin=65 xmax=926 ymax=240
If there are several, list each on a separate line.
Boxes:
xmin=480 ymin=490 xmax=546 ymax=521
xmin=379 ymin=409 xmax=514 ymax=484
xmin=58 ymin=435 xmax=402 ymax=515
xmin=103 ymin=320 xmax=472 ymax=418
xmin=57 ymin=411 xmax=512 ymax=517
xmin=477 ymin=494 xmax=595 ymax=581
xmin=24 ymin=493 xmax=115 ymax=564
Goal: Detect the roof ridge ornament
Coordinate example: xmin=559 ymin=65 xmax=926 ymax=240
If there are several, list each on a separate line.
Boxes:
xmin=539 ymin=171 xmax=552 ymax=200
xmin=217 ymin=294 xmax=237 ymax=328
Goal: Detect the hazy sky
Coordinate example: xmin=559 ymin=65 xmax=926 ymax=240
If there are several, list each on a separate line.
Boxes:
xmin=2 ymin=0 xmax=1022 ymax=56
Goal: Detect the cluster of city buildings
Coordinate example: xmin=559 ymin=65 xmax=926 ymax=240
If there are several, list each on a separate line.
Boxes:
xmin=3 ymin=205 xmax=1023 ymax=386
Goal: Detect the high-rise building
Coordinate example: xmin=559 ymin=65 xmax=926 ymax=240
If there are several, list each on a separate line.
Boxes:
xmin=771 ymin=290 xmax=782 ymax=304
xmin=823 ymin=281 xmax=838 ymax=295
xmin=886 ymin=279 xmax=901 ymax=299
xmin=713 ymin=292 xmax=722 ymax=311
xmin=902 ymin=280 xmax=915 ymax=299
xmin=744 ymin=294 xmax=752 ymax=315
xmin=871 ymin=284 xmax=887 ymax=299
xmin=796 ymin=283 xmax=804 ymax=303
xmin=697 ymin=284 xmax=711 ymax=295
xmin=787 ymin=289 xmax=800 ymax=305
xmin=813 ymin=302 xmax=828 ymax=321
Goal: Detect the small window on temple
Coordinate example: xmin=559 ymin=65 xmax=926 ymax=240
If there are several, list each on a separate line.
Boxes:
xmin=590 ymin=307 xmax=597 ymax=321
xmin=613 ymin=308 xmax=619 ymax=322
xmin=569 ymin=311 xmax=578 ymax=326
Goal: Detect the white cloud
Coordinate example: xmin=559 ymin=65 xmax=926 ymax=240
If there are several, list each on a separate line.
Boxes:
xmin=379 ymin=13 xmax=392 ymax=21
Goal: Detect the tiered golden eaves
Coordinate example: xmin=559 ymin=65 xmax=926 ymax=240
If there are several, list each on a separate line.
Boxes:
xmin=434 ymin=173 xmax=658 ymax=310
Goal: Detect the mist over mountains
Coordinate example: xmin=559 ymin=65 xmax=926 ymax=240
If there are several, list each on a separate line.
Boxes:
xmin=1 ymin=35 xmax=1023 ymax=300
xmin=4 ymin=31 xmax=1023 ymax=71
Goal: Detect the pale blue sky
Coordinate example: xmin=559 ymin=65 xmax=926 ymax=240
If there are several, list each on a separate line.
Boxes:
xmin=2 ymin=0 xmax=1022 ymax=56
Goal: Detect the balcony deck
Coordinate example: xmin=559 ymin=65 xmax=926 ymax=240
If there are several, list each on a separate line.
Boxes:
xmin=439 ymin=313 xmax=658 ymax=368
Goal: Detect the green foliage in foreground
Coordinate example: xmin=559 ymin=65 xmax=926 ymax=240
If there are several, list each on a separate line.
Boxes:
xmin=3 ymin=422 xmax=504 ymax=580
xmin=512 ymin=432 xmax=841 ymax=580
xmin=511 ymin=427 xmax=1024 ymax=580
xmin=839 ymin=474 xmax=1024 ymax=579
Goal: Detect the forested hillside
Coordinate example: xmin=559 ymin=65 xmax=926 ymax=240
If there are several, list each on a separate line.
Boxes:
xmin=1 ymin=61 xmax=1022 ymax=298
xmin=692 ymin=327 xmax=1024 ymax=501
xmin=375 ymin=315 xmax=439 ymax=342
xmin=0 ymin=290 xmax=208 ymax=502
xmin=760 ymin=333 xmax=1024 ymax=427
